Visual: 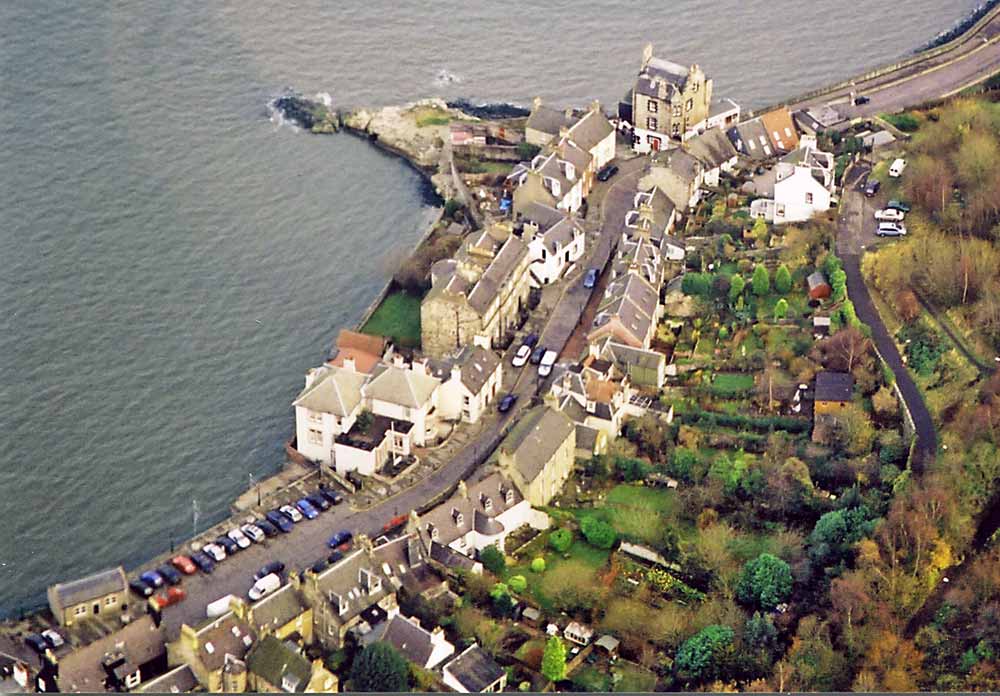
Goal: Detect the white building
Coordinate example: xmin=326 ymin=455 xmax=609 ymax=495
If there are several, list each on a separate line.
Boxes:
xmin=426 ymin=345 xmax=503 ymax=424
xmin=750 ymin=137 xmax=835 ymax=224
xmin=293 ymin=364 xmax=368 ymax=464
xmin=516 ymin=202 xmax=586 ymax=286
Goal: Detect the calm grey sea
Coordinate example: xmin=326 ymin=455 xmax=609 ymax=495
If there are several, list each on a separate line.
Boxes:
xmin=0 ymin=0 xmax=980 ymax=613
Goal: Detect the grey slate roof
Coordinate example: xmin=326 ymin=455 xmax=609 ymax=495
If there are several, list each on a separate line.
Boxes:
xmin=136 ymin=664 xmax=197 ymax=694
xmin=420 ymin=472 xmax=521 ymax=548
xmin=575 ymin=424 xmax=601 ymax=454
xmin=815 ymin=371 xmax=854 ymax=403
xmin=443 ymin=644 xmax=506 ymax=692
xmin=430 ymin=541 xmax=479 ymax=571
xmin=686 ymin=128 xmax=737 ymax=170
xmin=363 ymin=364 xmax=440 ymax=409
xmin=364 ymin=616 xmax=435 ymax=667
xmin=807 ymin=271 xmax=830 ymax=291
xmin=50 ymin=566 xmax=127 ymax=609
xmin=467 ymin=236 xmax=529 ymax=314
xmin=526 ymin=104 xmax=576 ymax=137
xmin=727 ymin=119 xmax=774 ymax=160
xmin=499 ymin=406 xmax=574 ymax=483
xmin=518 ymin=201 xmax=565 ymax=230
xmin=566 ymin=109 xmax=614 ymax=151
xmin=251 ymin=584 xmax=308 ymax=633
xmin=293 ymin=365 xmax=366 ymax=417
xmin=195 ymin=615 xmax=254 ymax=673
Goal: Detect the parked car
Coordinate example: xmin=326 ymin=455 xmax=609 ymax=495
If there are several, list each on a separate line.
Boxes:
xmin=583 ymin=268 xmax=599 ymax=289
xmin=511 ymin=344 xmax=531 ymax=368
xmin=202 ymin=542 xmax=227 ymax=562
xmin=295 ymin=499 xmax=319 ymax=520
xmin=280 ymin=504 xmax=303 ymax=523
xmin=254 ymin=561 xmax=286 ymax=582
xmin=157 ymin=564 xmax=183 ymax=586
xmin=152 ymin=587 xmax=186 ymax=610
xmin=889 ymin=158 xmax=907 ymax=178
xmin=214 ymin=536 xmax=240 ymax=555
xmin=498 ymin=393 xmax=517 ymax=413
xmin=328 ymin=530 xmax=353 ymax=549
xmin=538 ymin=349 xmax=558 ymax=377
xmin=327 ymin=550 xmax=345 ymax=565
xmin=227 ymin=528 xmax=252 ymax=549
xmin=256 ymin=518 xmax=280 ymax=536
xmin=310 ymin=558 xmax=328 ymax=574
xmin=306 ymin=492 xmax=331 ymax=511
xmin=522 ymin=333 xmax=539 ymax=349
xmin=874 ymin=208 xmax=905 ymax=222
xmin=24 ymin=634 xmax=49 ymax=655
xmin=854 ymin=94 xmax=870 ymax=105
xmin=40 ymin=629 xmax=65 ymax=649
xmin=240 ymin=523 xmax=266 ymax=544
xmin=318 ymin=487 xmax=344 ymax=506
xmin=887 ymin=199 xmax=911 ymax=212
xmin=529 ymin=346 xmax=546 ymax=365
xmin=129 ymin=579 xmax=155 ymax=597
xmin=139 ymin=570 xmax=165 ymax=589
xmin=171 ymin=555 xmax=198 ymax=575
xmin=266 ymin=510 xmax=294 ymax=533
xmin=596 ymin=163 xmax=619 ymax=182
xmin=877 ymin=222 xmax=907 ymax=237
xmin=248 ymin=573 xmax=282 ymax=601
xmin=190 ymin=550 xmax=216 ymax=574
xmin=864 ymin=178 xmax=881 ymax=197
xmin=206 ymin=594 xmax=237 ymax=618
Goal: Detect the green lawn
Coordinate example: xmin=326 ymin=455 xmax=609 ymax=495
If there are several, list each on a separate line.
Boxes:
xmin=571 ymin=485 xmax=683 ymax=547
xmin=360 ymin=291 xmax=422 ymax=347
xmin=710 ymin=372 xmax=754 ymax=396
xmin=503 ymin=538 xmax=610 ymax=613
xmin=612 ymin=661 xmax=658 ymax=692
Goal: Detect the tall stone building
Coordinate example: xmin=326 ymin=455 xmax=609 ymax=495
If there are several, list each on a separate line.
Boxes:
xmin=621 ymin=43 xmax=713 ymax=151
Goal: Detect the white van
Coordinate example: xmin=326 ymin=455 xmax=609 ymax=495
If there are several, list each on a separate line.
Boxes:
xmin=888 ymin=158 xmax=907 ymax=178
xmin=248 ymin=572 xmax=281 ymax=601
xmin=206 ymin=594 xmax=238 ymax=618
xmin=538 ymin=350 xmax=558 ymax=377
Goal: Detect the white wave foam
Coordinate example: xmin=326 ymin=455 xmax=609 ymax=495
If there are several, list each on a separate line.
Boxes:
xmin=314 ymin=91 xmax=333 ymax=108
xmin=434 ymin=69 xmax=462 ymax=87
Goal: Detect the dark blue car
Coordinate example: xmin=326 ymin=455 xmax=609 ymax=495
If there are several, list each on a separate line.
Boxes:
xmin=583 ymin=268 xmax=599 ymax=289
xmin=295 ymin=498 xmax=319 ymax=520
xmin=498 ymin=393 xmax=517 ymax=413
xmin=266 ymin=509 xmax=294 ymax=533
xmin=157 ymin=564 xmax=183 ymax=585
xmin=190 ymin=551 xmax=215 ymax=574
xmin=255 ymin=518 xmax=279 ymax=537
xmin=139 ymin=570 xmax=164 ymax=588
xmin=522 ymin=333 xmax=539 ymax=349
xmin=328 ymin=530 xmax=353 ymax=548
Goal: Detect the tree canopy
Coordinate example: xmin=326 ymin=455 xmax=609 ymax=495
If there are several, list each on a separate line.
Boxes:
xmin=580 ymin=516 xmax=617 ymax=549
xmin=350 ymin=641 xmax=410 ymax=692
xmin=479 ymin=545 xmax=506 ymax=575
xmin=752 ymin=264 xmax=771 ymax=296
xmin=736 ymin=553 xmax=793 ymax=610
xmin=675 ymin=624 xmax=735 ymax=683
xmin=541 ymin=636 xmax=567 ymax=682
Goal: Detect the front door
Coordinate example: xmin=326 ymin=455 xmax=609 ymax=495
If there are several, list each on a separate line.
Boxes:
xmin=93 ymin=602 xmax=100 ymax=615
xmin=649 ymin=136 xmax=661 ymax=152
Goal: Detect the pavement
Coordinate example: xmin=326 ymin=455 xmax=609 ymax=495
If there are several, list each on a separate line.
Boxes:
xmin=786 ymin=10 xmax=1000 ymax=117
xmin=836 ymin=164 xmax=937 ymax=473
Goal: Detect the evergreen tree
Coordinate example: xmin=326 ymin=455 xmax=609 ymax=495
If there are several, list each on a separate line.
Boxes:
xmin=774 ymin=298 xmax=789 ymax=321
xmin=350 ymin=641 xmax=409 ymax=692
xmin=752 ymin=264 xmax=770 ymax=296
xmin=729 ymin=274 xmax=746 ymax=303
xmin=479 ymin=545 xmax=506 ymax=575
xmin=774 ymin=264 xmax=792 ymax=294
xmin=541 ymin=636 xmax=567 ymax=682
xmin=736 ymin=553 xmax=793 ymax=610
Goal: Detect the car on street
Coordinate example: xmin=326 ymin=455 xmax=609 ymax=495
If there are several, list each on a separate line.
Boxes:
xmin=248 ymin=573 xmax=282 ymax=601
xmin=327 ymin=550 xmax=344 ymax=565
xmin=864 ymin=178 xmax=881 ymax=197
xmin=157 ymin=564 xmax=183 ymax=585
xmin=139 ymin=570 xmax=165 ymax=588
xmin=202 ymin=542 xmax=227 ymax=562
xmin=874 ymin=208 xmax=905 ymax=222
xmin=152 ymin=587 xmax=186 ymax=610
xmin=498 ymin=393 xmax=517 ymax=413
xmin=206 ymin=594 xmax=238 ymax=618
xmin=280 ymin=504 xmax=303 ymax=523
xmin=310 ymin=558 xmax=328 ymax=574
xmin=328 ymin=530 xmax=353 ymax=549
xmin=171 ymin=555 xmax=198 ymax=575
xmin=887 ymin=199 xmax=911 ymax=212
xmin=854 ymin=94 xmax=870 ymax=105
xmin=129 ymin=579 xmax=154 ymax=597
xmin=511 ymin=344 xmax=531 ymax=367
xmin=227 ymin=528 xmax=252 ymax=549
xmin=41 ymin=630 xmax=64 ymax=650
xmin=295 ymin=499 xmax=319 ymax=520
xmin=529 ymin=346 xmax=546 ymax=365
xmin=255 ymin=518 xmax=280 ymax=536
xmin=266 ymin=510 xmax=294 ymax=533
xmin=214 ymin=536 xmax=240 ymax=555
xmin=318 ymin=487 xmax=344 ymax=506
xmin=24 ymin=634 xmax=49 ymax=655
xmin=240 ymin=523 xmax=266 ymax=543
xmin=596 ymin=163 xmax=619 ymax=181
xmin=190 ymin=551 xmax=216 ymax=574
xmin=522 ymin=333 xmax=539 ymax=349
xmin=583 ymin=268 xmax=599 ymax=289
xmin=254 ymin=561 xmax=286 ymax=582
xmin=306 ymin=492 xmax=331 ymax=511
xmin=877 ymin=222 xmax=907 ymax=237
xmin=538 ymin=349 xmax=558 ymax=377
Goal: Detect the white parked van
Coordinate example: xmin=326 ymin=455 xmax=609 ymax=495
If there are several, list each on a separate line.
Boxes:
xmin=538 ymin=350 xmax=558 ymax=377
xmin=248 ymin=572 xmax=281 ymax=601
xmin=206 ymin=594 xmax=238 ymax=618
xmin=889 ymin=158 xmax=907 ymax=178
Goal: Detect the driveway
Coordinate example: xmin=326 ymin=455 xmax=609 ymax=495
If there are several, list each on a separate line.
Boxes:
xmin=837 ymin=166 xmax=937 ymax=473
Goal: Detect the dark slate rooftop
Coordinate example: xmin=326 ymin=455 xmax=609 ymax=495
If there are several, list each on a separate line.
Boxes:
xmin=815 ymin=371 xmax=854 ymax=402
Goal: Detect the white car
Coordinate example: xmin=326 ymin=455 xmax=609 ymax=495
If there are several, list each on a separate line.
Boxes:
xmin=202 ymin=542 xmax=227 ymax=562
xmin=538 ymin=350 xmax=558 ymax=377
xmin=280 ymin=504 xmax=303 ymax=523
xmin=240 ymin=523 xmax=266 ymax=543
xmin=248 ymin=572 xmax=281 ymax=601
xmin=41 ymin=629 xmax=65 ymax=649
xmin=227 ymin=528 xmax=251 ymax=549
xmin=874 ymin=208 xmax=905 ymax=222
xmin=511 ymin=344 xmax=531 ymax=368
xmin=877 ymin=222 xmax=907 ymax=237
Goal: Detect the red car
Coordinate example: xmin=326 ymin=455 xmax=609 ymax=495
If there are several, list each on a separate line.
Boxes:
xmin=171 ymin=555 xmax=197 ymax=575
xmin=382 ymin=514 xmax=407 ymax=533
xmin=152 ymin=586 xmax=186 ymax=609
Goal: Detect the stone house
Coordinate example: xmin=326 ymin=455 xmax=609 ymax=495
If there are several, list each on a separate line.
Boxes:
xmin=621 ymin=44 xmax=714 ymax=150
xmin=524 ymin=100 xmax=616 ymax=170
xmin=47 ymin=566 xmax=128 ymax=628
xmin=549 ymin=359 xmax=634 ymax=441
xmin=685 ymin=127 xmax=739 ymax=187
xmin=588 ymin=273 xmax=661 ymax=349
xmin=426 ymin=345 xmax=503 ymax=424
xmin=591 ymin=336 xmax=667 ymax=389
xmin=231 ymin=586 xmax=313 ymax=645
xmin=135 ymin=665 xmax=198 ymax=694
xmin=360 ymin=614 xmax=455 ymax=670
xmin=509 ymin=150 xmax=587 ymax=216
xmin=246 ymin=635 xmax=337 ymax=693
xmin=640 ymin=148 xmax=706 ymax=212
xmin=421 ymin=223 xmax=531 ymax=358
xmin=497 ymin=406 xmax=576 ymax=507
xmin=516 ymin=202 xmax=586 ymax=286
xmin=442 ymin=644 xmax=507 ymax=693
xmin=169 ymin=614 xmax=255 ymax=693
xmin=525 ymin=100 xmax=577 ymax=147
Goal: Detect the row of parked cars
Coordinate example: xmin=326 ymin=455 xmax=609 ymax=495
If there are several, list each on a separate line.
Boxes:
xmin=510 ymin=333 xmax=558 ymax=376
xmin=874 ymin=200 xmax=910 ymax=237
xmin=128 ymin=486 xmax=346 ymax=605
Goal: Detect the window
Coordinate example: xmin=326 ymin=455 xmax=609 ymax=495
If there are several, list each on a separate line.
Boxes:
xmin=647 ymin=99 xmax=657 ymax=113
xmin=308 ymin=429 xmax=322 ymax=445
xmin=105 ymin=595 xmax=117 ymax=606
xmin=74 ymin=605 xmax=87 ymax=616
xmin=646 ymin=117 xmax=657 ymax=131
xmin=805 ymin=192 xmax=814 ymax=204
xmin=672 ymin=105 xmax=681 ymax=118
xmin=686 ymin=99 xmax=693 ymax=112
xmin=671 ymin=123 xmax=680 ymax=136
xmin=309 ymin=410 xmax=322 ymax=423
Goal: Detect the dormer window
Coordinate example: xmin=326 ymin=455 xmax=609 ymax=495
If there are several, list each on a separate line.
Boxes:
xmin=452 ymin=508 xmax=465 ymax=527
xmin=427 ymin=523 xmax=439 ymax=541
xmin=504 ymin=489 xmax=514 ymax=505
xmin=329 ymin=591 xmax=349 ymax=616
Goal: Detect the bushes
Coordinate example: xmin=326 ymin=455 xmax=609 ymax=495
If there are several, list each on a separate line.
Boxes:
xmin=580 ymin=517 xmax=617 ymax=549
xmin=480 ymin=545 xmax=506 ymax=575
xmin=883 ymin=112 xmax=920 ymax=132
xmin=681 ymin=409 xmax=810 ymax=433
xmin=517 ymin=142 xmax=541 ymax=160
xmin=674 ymin=625 xmax=735 ymax=683
xmin=682 ymin=272 xmax=713 ymax=298
xmin=615 ymin=456 xmax=652 ymax=482
xmin=509 ymin=575 xmax=527 ymax=593
xmin=531 ymin=557 xmax=546 ymax=573
xmin=549 ymin=528 xmax=573 ymax=553
xmin=898 ymin=320 xmax=947 ymax=375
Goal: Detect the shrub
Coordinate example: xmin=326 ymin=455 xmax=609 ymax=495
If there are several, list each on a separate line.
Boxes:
xmin=615 ymin=456 xmax=651 ymax=482
xmin=752 ymin=264 xmax=770 ymax=296
xmin=509 ymin=575 xmax=527 ymax=593
xmin=774 ymin=298 xmax=789 ymax=321
xmin=443 ymin=198 xmax=463 ymax=219
xmin=480 ymin=545 xmax=506 ymax=575
xmin=580 ymin=517 xmax=617 ymax=549
xmin=530 ymin=557 xmax=546 ymax=573
xmin=549 ymin=528 xmax=573 ymax=553
xmin=682 ymin=272 xmax=713 ymax=297
xmin=541 ymin=636 xmax=567 ymax=682
xmin=517 ymin=142 xmax=541 ymax=160
xmin=775 ymin=264 xmax=792 ymax=294
xmin=884 ymin=112 xmax=920 ymax=132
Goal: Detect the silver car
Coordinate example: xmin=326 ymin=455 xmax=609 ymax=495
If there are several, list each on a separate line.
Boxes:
xmin=876 ymin=221 xmax=907 ymax=237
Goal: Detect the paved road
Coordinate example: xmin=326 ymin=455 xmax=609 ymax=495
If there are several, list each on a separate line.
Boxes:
xmin=837 ymin=166 xmax=937 ymax=473
xmin=785 ymin=9 xmax=1000 ymax=116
